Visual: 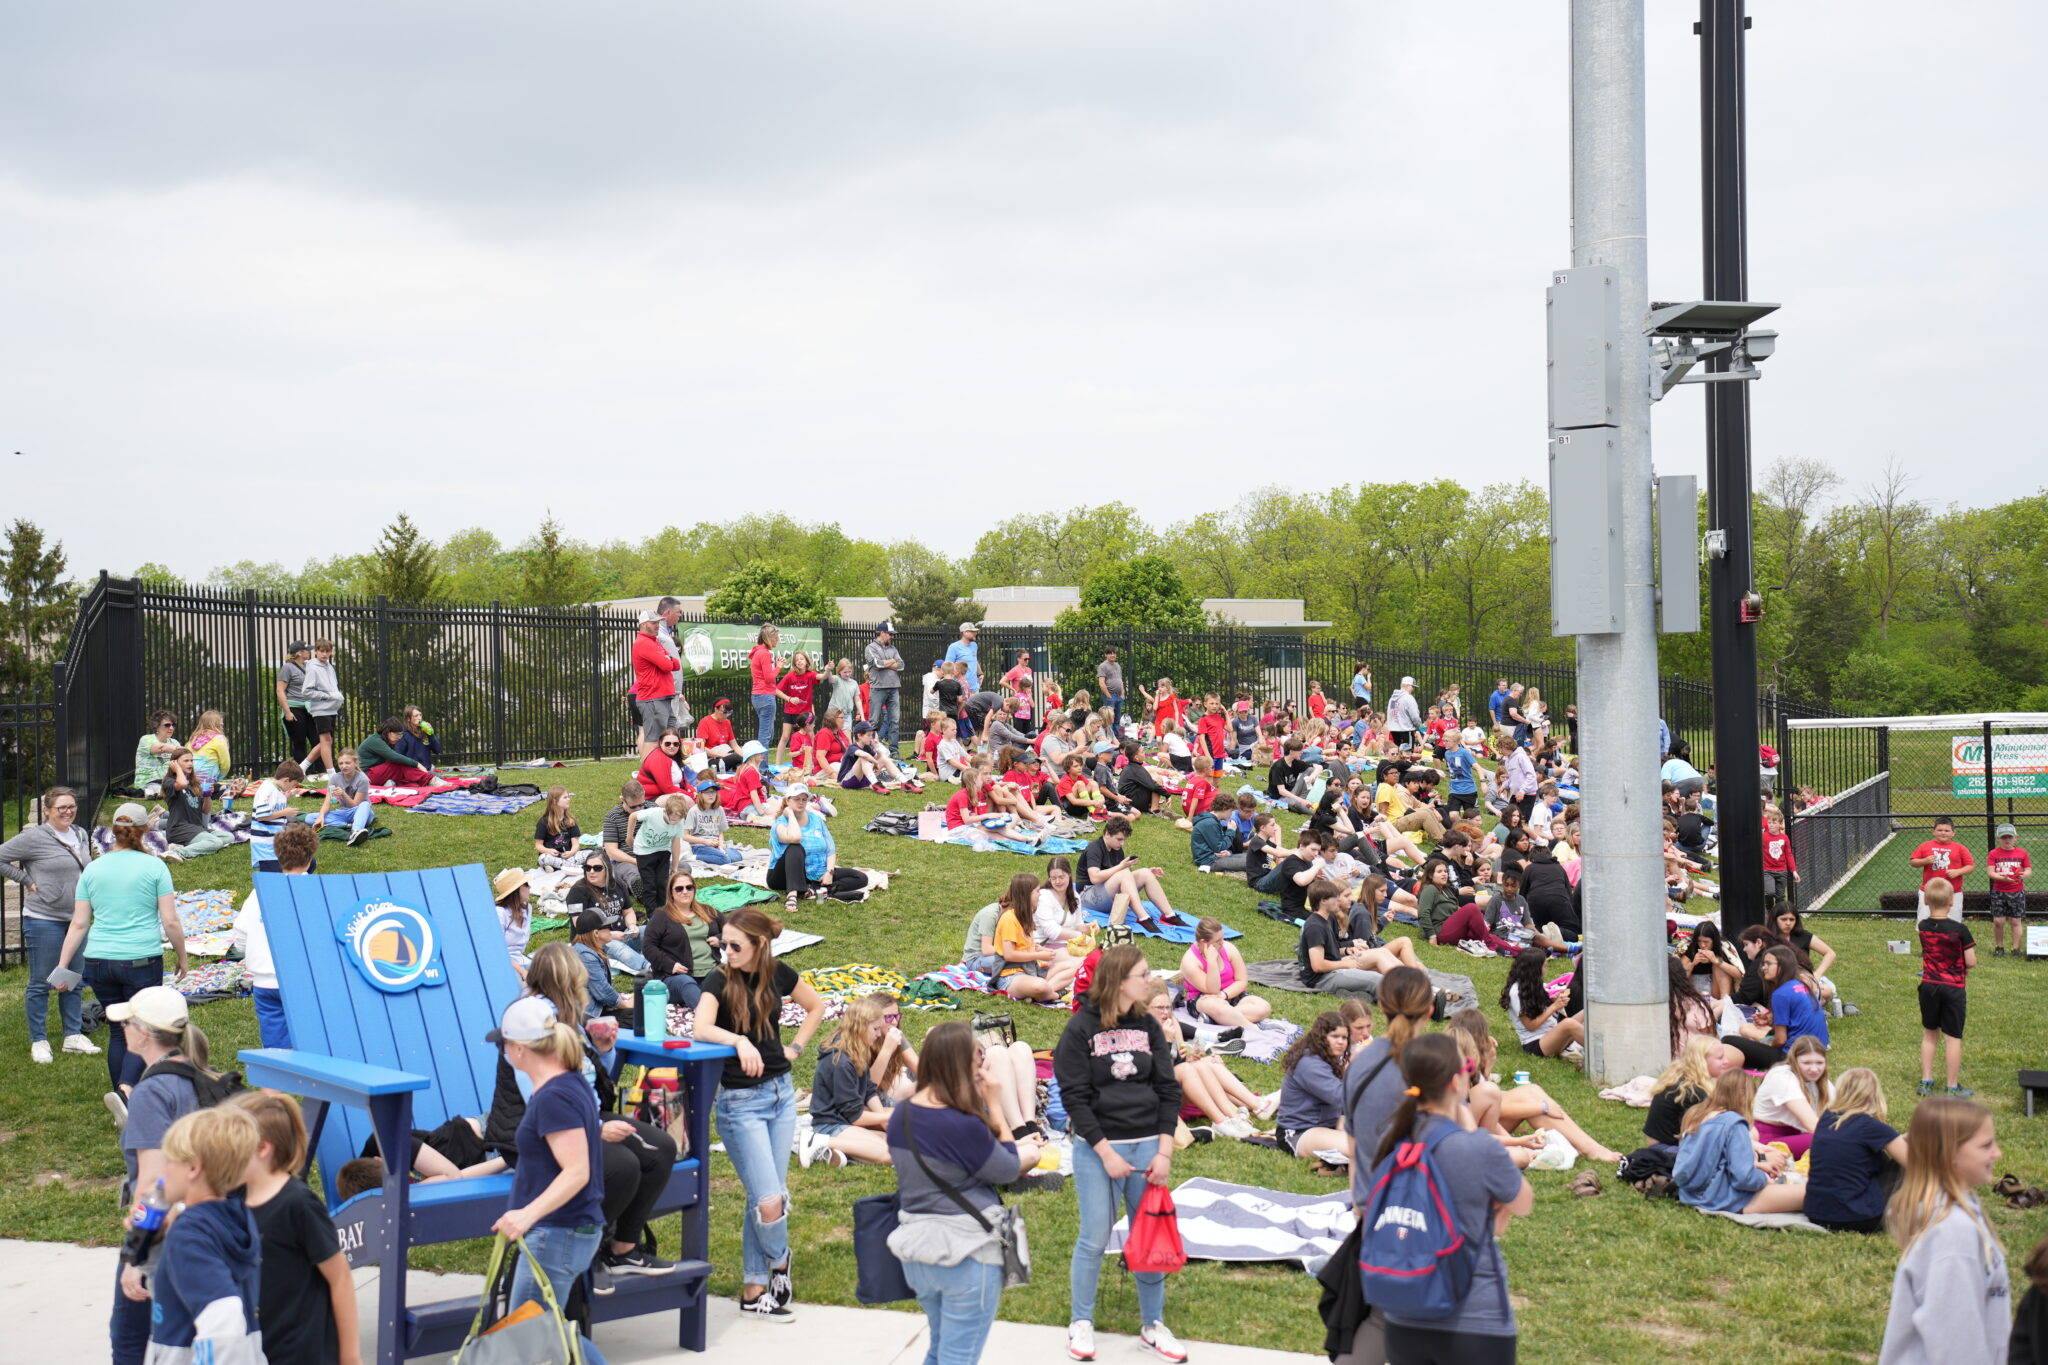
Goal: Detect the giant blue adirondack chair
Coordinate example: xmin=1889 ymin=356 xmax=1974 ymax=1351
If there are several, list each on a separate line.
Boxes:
xmin=238 ymin=864 xmax=730 ymax=1365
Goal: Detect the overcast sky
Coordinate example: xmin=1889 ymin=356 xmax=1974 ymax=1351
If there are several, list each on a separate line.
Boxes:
xmin=4 ymin=2 xmax=2041 ymax=582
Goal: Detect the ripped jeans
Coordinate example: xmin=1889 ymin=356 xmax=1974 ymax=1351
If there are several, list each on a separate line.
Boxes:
xmin=713 ymin=1072 xmax=797 ymax=1286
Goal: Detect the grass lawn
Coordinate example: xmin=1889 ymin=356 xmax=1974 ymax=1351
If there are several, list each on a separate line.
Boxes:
xmin=3 ymin=756 xmax=2045 ymax=1363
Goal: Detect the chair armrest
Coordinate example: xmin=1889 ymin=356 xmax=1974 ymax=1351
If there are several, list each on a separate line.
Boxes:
xmin=239 ymin=1048 xmax=431 ymax=1107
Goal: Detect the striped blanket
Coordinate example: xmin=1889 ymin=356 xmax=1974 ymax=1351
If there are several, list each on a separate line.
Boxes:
xmin=409 ymin=789 xmax=545 ymax=816
xmin=1106 ymin=1178 xmax=1353 ymax=1274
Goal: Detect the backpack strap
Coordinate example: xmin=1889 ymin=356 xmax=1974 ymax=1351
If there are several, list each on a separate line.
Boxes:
xmin=902 ymin=1105 xmax=1001 ymax=1232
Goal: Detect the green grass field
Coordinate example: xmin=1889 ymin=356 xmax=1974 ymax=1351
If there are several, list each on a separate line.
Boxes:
xmin=2 ymin=756 xmax=2044 ymax=1363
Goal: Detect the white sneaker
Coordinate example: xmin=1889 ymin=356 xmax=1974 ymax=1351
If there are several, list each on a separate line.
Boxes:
xmin=1216 ymin=1116 xmax=1256 ymax=1141
xmin=1067 ymin=1320 xmax=1096 ymax=1361
xmin=30 ymin=1040 xmax=52 ymax=1064
xmin=1254 ymin=1091 xmax=1283 ymax=1121
xmin=1457 ymin=939 xmax=1492 ymax=957
xmin=1140 ymin=1322 xmax=1188 ymax=1363
xmin=62 ymin=1034 xmax=102 ymax=1055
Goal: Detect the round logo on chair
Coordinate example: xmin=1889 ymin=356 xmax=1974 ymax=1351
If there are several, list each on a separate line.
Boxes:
xmin=337 ymin=898 xmax=446 ymax=993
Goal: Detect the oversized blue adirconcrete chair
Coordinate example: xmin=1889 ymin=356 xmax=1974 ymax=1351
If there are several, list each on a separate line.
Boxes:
xmin=239 ymin=864 xmax=730 ymax=1364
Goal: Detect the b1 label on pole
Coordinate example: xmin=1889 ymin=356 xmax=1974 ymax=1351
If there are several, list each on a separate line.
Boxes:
xmin=1549 ymin=429 xmax=1622 ymax=636
xmin=1655 ymin=474 xmax=1700 ymax=634
xmin=1547 ymin=266 xmax=1620 ymax=430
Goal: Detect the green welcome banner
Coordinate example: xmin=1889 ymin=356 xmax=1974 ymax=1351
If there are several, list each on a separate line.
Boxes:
xmin=678 ymin=624 xmax=825 ymax=678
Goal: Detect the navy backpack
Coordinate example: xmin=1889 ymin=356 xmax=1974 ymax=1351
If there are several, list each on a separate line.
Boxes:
xmin=1356 ymin=1119 xmax=1477 ymax=1320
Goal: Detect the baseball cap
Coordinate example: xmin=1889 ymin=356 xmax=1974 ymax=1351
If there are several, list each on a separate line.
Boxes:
xmin=784 ymin=783 xmax=812 ymax=798
xmin=1234 ymin=699 xmax=1251 ymax=712
xmin=876 ymin=621 xmax=895 ymax=634
xmin=106 ymin=984 xmax=189 ymax=1032
xmin=485 ymin=995 xmax=559 ymax=1046
xmin=740 ymin=740 xmax=767 ymax=759
xmin=572 ymin=908 xmax=613 ymax=935
xmin=1997 ymin=823 xmax=2018 ymax=838
xmin=286 ymin=640 xmax=312 ymax=654
xmin=111 ymin=802 xmax=150 ymax=828
xmin=960 ymin=621 xmax=979 ymax=633
xmin=1092 ymin=740 xmax=1117 ymax=754
xmin=1400 ymin=676 xmax=1416 ymax=687
xmin=853 ymin=721 xmax=875 ymax=734
xmin=492 ymin=868 xmax=529 ymax=901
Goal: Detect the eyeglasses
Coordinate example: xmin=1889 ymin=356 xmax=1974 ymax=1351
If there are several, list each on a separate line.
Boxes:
xmin=670 ymin=881 xmax=694 ymax=891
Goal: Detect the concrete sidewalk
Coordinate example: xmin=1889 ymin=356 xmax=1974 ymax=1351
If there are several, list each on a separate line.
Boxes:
xmin=6 ymin=1239 xmax=1323 ymax=1365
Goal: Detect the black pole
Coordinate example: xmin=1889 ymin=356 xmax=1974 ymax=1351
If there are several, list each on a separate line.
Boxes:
xmin=1700 ymin=0 xmax=1766 ymax=935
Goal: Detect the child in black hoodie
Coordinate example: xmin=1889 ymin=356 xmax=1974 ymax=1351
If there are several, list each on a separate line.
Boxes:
xmin=146 ymin=1106 xmax=265 ymax=1365
xmin=1054 ymin=944 xmax=1188 ymax=1364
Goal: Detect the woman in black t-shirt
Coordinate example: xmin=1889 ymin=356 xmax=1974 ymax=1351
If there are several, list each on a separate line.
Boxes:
xmin=691 ymin=907 xmax=825 ymax=1321
xmin=1643 ymin=1036 xmax=1734 ymax=1149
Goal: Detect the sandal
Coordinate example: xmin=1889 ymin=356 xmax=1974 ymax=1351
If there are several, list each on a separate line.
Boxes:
xmin=1567 ymin=1171 xmax=1603 ymax=1198
xmin=785 ymin=893 xmax=799 ymax=912
xmin=1995 ymin=1174 xmax=2025 ymax=1199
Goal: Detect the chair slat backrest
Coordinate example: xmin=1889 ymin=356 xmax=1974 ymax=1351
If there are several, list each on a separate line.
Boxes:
xmin=253 ymin=864 xmax=523 ymax=1208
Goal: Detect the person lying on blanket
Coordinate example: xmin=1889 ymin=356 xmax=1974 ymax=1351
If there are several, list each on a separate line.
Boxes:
xmin=359 ymin=716 xmax=435 ymax=787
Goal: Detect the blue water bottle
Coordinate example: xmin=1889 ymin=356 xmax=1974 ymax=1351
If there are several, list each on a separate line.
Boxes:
xmin=642 ymin=978 xmax=669 ymax=1042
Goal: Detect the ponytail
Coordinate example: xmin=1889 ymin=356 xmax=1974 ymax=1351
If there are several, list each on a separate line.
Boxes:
xmin=1375 ymin=966 xmax=1434 ymax=1059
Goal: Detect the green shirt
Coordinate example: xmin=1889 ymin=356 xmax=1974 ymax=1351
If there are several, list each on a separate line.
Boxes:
xmin=134 ymin=733 xmax=172 ymax=786
xmin=74 ymin=850 xmax=173 ymax=960
xmin=634 ymin=812 xmax=688 ymax=857
xmin=358 ymin=732 xmax=425 ymax=772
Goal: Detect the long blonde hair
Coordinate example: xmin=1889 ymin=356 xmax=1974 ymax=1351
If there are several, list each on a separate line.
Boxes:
xmin=1680 ymin=1068 xmax=1755 ymax=1138
xmin=1887 ymin=1097 xmax=1997 ymax=1262
xmin=527 ymin=942 xmax=590 ymax=1022
xmin=1654 ymin=1034 xmax=1718 ymax=1096
xmin=1823 ymin=1068 xmax=1888 ymax=1129
xmin=818 ymin=992 xmax=909 ymax=1091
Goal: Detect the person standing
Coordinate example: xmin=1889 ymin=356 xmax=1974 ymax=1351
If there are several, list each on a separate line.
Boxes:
xmin=691 ymin=907 xmax=827 ymax=1321
xmin=275 ymin=641 xmax=316 ymax=766
xmin=1350 ymin=663 xmax=1372 ymax=710
xmin=945 ymin=622 xmax=982 ymax=696
xmin=302 ymin=639 xmax=345 ymax=779
xmin=864 ymin=622 xmax=906 ymax=755
xmin=1056 ymin=944 xmax=1186 ymax=1363
xmin=632 ymin=613 xmax=682 ymax=759
xmin=1385 ymin=677 xmax=1421 ymax=752
xmin=54 ymin=804 xmax=187 ymax=1090
xmin=1878 ymin=1096 xmax=2009 ymax=1364
xmin=886 ymin=1021 xmax=1041 ymax=1365
xmin=1097 ymin=649 xmax=1126 ymax=736
xmin=0 ymin=786 xmax=98 ymax=1065
xmin=749 ymin=625 xmax=785 ymax=750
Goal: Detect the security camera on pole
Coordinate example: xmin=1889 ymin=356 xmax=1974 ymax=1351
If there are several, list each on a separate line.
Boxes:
xmin=1548 ymin=0 xmax=1780 ymax=1083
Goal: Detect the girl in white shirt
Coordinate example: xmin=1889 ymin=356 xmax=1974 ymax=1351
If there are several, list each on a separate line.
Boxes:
xmin=1032 ymin=858 xmax=1087 ymax=948
xmin=1753 ymin=1035 xmax=1832 ymax=1158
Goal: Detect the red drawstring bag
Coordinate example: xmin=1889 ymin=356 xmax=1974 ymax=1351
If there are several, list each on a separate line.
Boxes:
xmin=1121 ymin=1184 xmax=1188 ymax=1275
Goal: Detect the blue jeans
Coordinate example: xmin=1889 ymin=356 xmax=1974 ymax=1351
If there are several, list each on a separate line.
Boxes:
xmin=871 ymin=687 xmax=900 ymax=751
xmin=658 ymin=973 xmax=703 ymax=1009
xmin=110 ymin=1260 xmax=151 ymax=1365
xmin=1109 ymin=696 xmax=1124 ymax=735
xmin=1070 ymin=1137 xmax=1166 ymax=1327
xmin=691 ymin=844 xmax=745 ymax=865
xmin=24 ymin=916 xmax=82 ymax=1043
xmin=751 ymin=694 xmax=777 ymax=748
xmin=904 ymin=1255 xmax=1006 ymax=1365
xmin=253 ymin=987 xmax=293 ymax=1049
xmin=713 ymin=1072 xmax=797 ymax=1286
xmin=307 ymin=803 xmax=374 ymax=834
xmin=84 ymin=956 xmax=164 ymax=1088
xmin=511 ymin=1224 xmax=607 ymax=1364
xmin=605 ymin=940 xmax=651 ymax=975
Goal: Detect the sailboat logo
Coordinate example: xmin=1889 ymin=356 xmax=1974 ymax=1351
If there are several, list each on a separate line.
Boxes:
xmin=338 ymin=898 xmax=446 ymax=993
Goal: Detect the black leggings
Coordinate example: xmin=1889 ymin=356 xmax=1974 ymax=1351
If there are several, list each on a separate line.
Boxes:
xmin=1384 ymin=1321 xmax=1517 ymax=1365
xmin=765 ymin=842 xmax=813 ymax=895
xmin=637 ymin=851 xmax=672 ymax=912
xmin=598 ymin=1113 xmax=678 ymax=1247
xmin=1720 ymin=1034 xmax=1785 ymax=1070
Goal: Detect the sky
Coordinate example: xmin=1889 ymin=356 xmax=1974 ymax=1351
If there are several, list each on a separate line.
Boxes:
xmin=3 ymin=2 xmax=2042 ymax=582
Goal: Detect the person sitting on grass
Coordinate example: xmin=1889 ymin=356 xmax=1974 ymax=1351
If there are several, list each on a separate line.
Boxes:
xmin=841 ymin=720 xmax=918 ymax=792
xmin=1176 ymin=917 xmax=1269 ymax=1028
xmin=1272 ymin=1011 xmax=1353 ymax=1168
xmin=160 ymin=749 xmax=233 ymax=862
xmin=1444 ymin=1008 xmax=1621 ymax=1163
xmin=1642 ymin=1034 xmax=1738 ymax=1152
xmin=304 ymin=746 xmax=377 ymax=848
xmin=359 ymin=716 xmax=435 ymax=787
xmin=1680 ymin=921 xmax=1743 ymax=1001
xmin=1114 ymin=738 xmax=1175 ymax=816
xmin=1077 ymin=815 xmax=1178 ymax=928
xmin=994 ymin=747 xmax=1057 ymax=820
xmin=1753 ymin=1034 xmax=1833 ymax=1159
xmin=569 ymin=909 xmax=634 ymax=1024
xmin=1500 ymin=946 xmax=1585 ymax=1059
xmin=1297 ymin=879 xmax=1426 ymax=998
xmin=718 ymin=741 xmax=776 ymax=821
xmin=134 ymin=710 xmax=180 ymax=797
xmin=186 ymin=711 xmax=234 ymax=791
xmin=1673 ymin=1069 xmax=1804 ymax=1216
xmin=990 ymin=872 xmax=1080 ymax=1002
xmin=1441 ymin=1020 xmax=1545 ymax=1170
xmin=1055 ymin=751 xmax=1123 ymax=819
xmin=532 ymin=786 xmax=580 ymax=870
xmin=1141 ymin=979 xmax=1277 ymax=1141
xmin=1803 ymin=1067 xmax=1907 ymax=1234
xmin=1417 ymin=859 xmax=1517 ymax=957
xmin=766 ymin=786 xmax=839 ymax=911
xmin=1760 ymin=943 xmax=1829 ymax=1051
xmin=801 ymin=991 xmax=917 ymax=1169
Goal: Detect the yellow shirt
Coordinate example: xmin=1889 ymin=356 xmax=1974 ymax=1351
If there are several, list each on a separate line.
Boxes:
xmin=994 ymin=909 xmax=1035 ymax=977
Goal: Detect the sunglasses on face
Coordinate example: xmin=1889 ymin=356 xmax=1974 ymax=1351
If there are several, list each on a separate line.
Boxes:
xmin=661 ymin=741 xmax=680 ymax=749
xmin=671 ymin=881 xmax=694 ymax=891
xmin=584 ymin=865 xmax=605 ymax=874
xmin=882 ymin=1012 xmax=902 ymax=1022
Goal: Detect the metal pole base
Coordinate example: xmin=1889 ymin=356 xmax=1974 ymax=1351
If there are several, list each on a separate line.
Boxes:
xmin=1585 ymin=1000 xmax=1670 ymax=1085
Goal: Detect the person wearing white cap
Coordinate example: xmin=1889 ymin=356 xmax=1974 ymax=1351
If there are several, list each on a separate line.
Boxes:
xmin=945 ymin=622 xmax=982 ymax=695
xmin=53 ymin=802 xmax=186 ymax=1089
xmin=767 ymin=786 xmax=836 ymax=912
xmin=1386 ymin=676 xmax=1422 ymax=752
xmin=107 ymin=982 xmax=219 ymax=1364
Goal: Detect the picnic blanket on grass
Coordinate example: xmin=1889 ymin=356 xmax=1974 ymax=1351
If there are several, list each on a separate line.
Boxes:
xmin=1106 ymin=1178 xmax=1352 ymax=1274
xmin=94 ymin=812 xmax=254 ymax=856
xmin=315 ymin=822 xmax=392 ymax=842
xmin=1704 ymin=1209 xmax=1826 ymax=1233
xmin=1170 ymin=1006 xmax=1300 ymax=1064
xmin=1079 ymin=902 xmax=1240 ymax=943
xmin=167 ymin=959 xmax=249 ymax=1000
xmin=1244 ymin=959 xmax=1478 ymax=1015
xmin=409 ymin=788 xmax=546 ymax=816
xmin=364 ymin=776 xmax=483 ymax=807
xmin=173 ymin=890 xmax=237 ymax=937
xmin=698 ymin=882 xmax=776 ymax=912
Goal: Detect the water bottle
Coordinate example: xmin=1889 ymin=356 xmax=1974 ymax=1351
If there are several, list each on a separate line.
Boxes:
xmin=642 ymin=979 xmax=669 ymax=1042
xmin=123 ymin=1180 xmax=170 ymax=1265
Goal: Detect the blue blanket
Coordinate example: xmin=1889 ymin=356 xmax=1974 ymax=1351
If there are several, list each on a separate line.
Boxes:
xmin=409 ymin=790 xmax=546 ymax=816
xmin=1079 ymin=902 xmax=1241 ymax=942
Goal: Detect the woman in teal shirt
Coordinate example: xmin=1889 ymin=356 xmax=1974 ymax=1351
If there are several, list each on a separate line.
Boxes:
xmin=54 ymin=804 xmax=186 ymax=1087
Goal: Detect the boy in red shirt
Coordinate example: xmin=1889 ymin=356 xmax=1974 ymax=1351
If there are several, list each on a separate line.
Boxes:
xmin=1986 ymin=821 xmax=2033 ymax=957
xmin=1909 ymin=816 xmax=1975 ymax=914
xmin=1180 ymin=755 xmax=1218 ymax=822
xmin=1194 ymin=697 xmax=1231 ymax=764
xmin=1761 ymin=810 xmax=1799 ymax=909
xmin=1915 ymin=878 xmax=1976 ymax=1095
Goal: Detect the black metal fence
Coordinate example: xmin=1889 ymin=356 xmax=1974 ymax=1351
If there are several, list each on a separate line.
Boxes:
xmin=1787 ymin=771 xmax=1893 ymax=913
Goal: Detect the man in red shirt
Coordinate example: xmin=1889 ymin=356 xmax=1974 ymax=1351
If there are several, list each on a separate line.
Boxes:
xmin=1909 ymin=816 xmax=1975 ymax=914
xmin=696 ymin=699 xmax=740 ymax=771
xmin=630 ymin=615 xmax=681 ymax=759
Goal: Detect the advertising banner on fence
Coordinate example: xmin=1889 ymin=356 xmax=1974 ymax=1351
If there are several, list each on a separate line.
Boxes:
xmin=1951 ymin=733 xmax=2048 ymax=797
xmin=678 ymin=624 xmax=824 ymax=678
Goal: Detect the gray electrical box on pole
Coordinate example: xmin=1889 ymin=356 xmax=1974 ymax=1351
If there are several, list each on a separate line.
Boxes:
xmin=1565 ymin=0 xmax=1670 ymax=1085
xmin=1656 ymin=475 xmax=1701 ymax=634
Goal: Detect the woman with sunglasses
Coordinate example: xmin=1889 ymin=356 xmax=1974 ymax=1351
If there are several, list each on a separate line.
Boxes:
xmin=693 ymin=907 xmax=826 ymax=1321
xmin=767 ymin=785 xmax=835 ymax=913
xmin=642 ymin=870 xmax=722 ymax=1009
xmin=636 ymin=728 xmax=690 ymax=800
xmin=565 ymin=854 xmax=650 ymax=974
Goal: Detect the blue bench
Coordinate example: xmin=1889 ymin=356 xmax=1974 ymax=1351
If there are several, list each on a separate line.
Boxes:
xmin=239 ymin=864 xmax=730 ymax=1364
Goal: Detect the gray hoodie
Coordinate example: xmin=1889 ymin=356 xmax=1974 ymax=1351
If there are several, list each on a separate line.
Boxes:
xmin=0 ymin=823 xmax=94 ymax=922
xmin=1878 ymin=1197 xmax=2011 ymax=1365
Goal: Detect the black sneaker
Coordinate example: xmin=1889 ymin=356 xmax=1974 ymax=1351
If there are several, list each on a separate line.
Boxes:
xmin=608 ymin=1246 xmax=677 ymax=1276
xmin=347 ymin=827 xmax=370 ymax=847
xmin=740 ymin=1291 xmax=794 ymax=1323
xmin=768 ymin=1260 xmax=793 ymax=1309
xmin=589 ymin=1259 xmax=616 ymax=1296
